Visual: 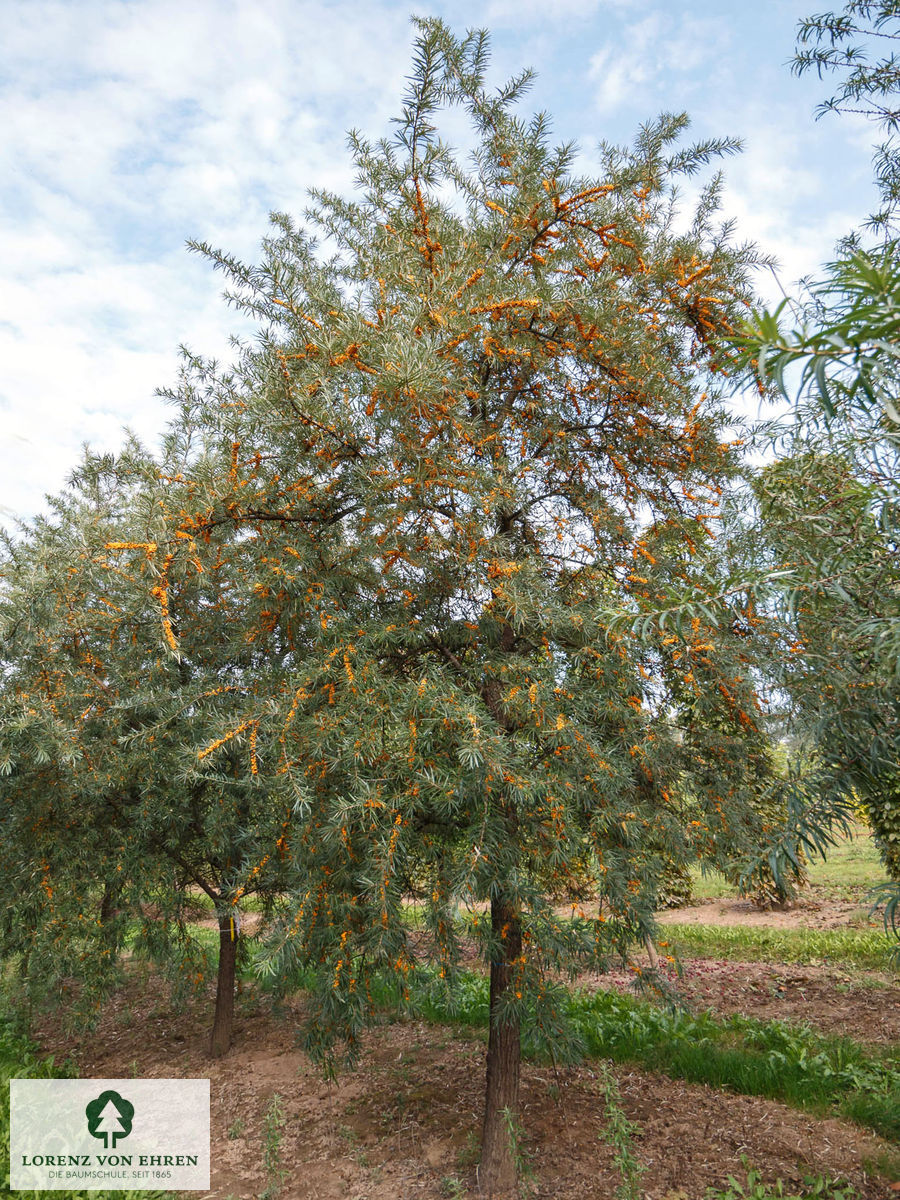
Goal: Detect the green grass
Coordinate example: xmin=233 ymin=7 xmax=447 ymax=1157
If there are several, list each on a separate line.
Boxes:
xmin=398 ymin=970 xmax=900 ymax=1145
xmin=573 ymin=992 xmax=900 ymax=1144
xmin=688 ymin=824 xmax=890 ymax=905
xmin=663 ymin=923 xmax=897 ymax=971
xmin=689 ymin=866 xmax=738 ymax=901
xmin=0 ymin=1016 xmax=175 ymax=1200
xmin=805 ymin=829 xmax=889 ymax=896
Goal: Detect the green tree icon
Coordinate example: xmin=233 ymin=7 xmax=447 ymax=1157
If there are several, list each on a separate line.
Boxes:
xmin=85 ymin=1090 xmax=134 ymax=1149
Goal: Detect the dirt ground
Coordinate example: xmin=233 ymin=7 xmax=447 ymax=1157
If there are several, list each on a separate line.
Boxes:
xmin=28 ymin=874 xmax=900 ymax=1200
xmin=594 ymin=955 xmax=900 ymax=1044
xmin=655 ymin=896 xmax=878 ymax=930
xmin=32 ymin=968 xmax=898 ymax=1200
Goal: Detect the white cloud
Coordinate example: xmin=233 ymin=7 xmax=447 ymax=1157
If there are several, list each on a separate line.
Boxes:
xmin=589 ymin=16 xmax=658 ymax=113
xmin=587 ymin=11 xmax=731 ymax=115
xmin=484 ymin=0 xmax=602 ymax=24
xmin=0 ymin=0 xmax=416 ymax=522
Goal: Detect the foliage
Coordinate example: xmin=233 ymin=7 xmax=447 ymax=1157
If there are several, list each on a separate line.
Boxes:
xmin=729 ymin=245 xmax=900 ymax=904
xmin=719 ymin=175 xmax=900 ymax=919
xmin=706 ymin=1155 xmax=858 ymax=1200
xmin=756 ymin=446 xmax=900 ymax=872
xmin=0 ymin=443 xmax=292 ymax=1048
xmin=213 ymin=25 xmax=768 ymax=1003
xmin=794 ymin=1 xmax=900 ymax=237
xmin=726 ymin=10 xmax=900 ymax=901
xmin=655 ymin=858 xmax=695 ymax=907
xmin=0 ymin=452 xmax=173 ymax=1019
xmin=738 ymin=247 xmax=900 ymax=431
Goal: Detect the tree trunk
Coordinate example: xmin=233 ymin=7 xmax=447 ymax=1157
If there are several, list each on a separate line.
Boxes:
xmin=644 ymin=935 xmax=659 ymax=970
xmin=99 ymin=879 xmax=122 ymax=925
xmin=209 ymin=910 xmax=238 ymax=1058
xmin=480 ymin=895 xmax=522 ymax=1198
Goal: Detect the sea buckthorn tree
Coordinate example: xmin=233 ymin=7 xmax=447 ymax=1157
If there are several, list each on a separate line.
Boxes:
xmin=0 ymin=440 xmax=293 ymax=1056
xmin=0 ymin=470 xmax=143 ymax=1018
xmin=138 ymin=19 xmax=774 ymax=1193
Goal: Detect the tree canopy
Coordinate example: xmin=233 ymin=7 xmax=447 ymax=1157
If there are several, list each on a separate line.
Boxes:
xmin=0 ymin=438 xmax=294 ymax=1055
xmin=139 ymin=18 xmax=775 ymax=1192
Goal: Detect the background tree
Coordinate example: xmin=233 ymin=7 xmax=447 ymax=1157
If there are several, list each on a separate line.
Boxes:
xmin=0 ymin=436 xmax=293 ymax=1056
xmin=721 ymin=3 xmax=900 ymax=910
xmin=144 ymin=20 xmax=776 ymax=1194
xmin=753 ymin=444 xmax=900 ymax=880
xmin=732 ymin=256 xmax=900 ymax=891
xmin=0 ymin=474 xmax=138 ymax=1019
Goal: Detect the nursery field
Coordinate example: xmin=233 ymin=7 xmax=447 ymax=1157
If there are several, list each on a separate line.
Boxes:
xmin=3 ymin=826 xmax=900 ymax=1200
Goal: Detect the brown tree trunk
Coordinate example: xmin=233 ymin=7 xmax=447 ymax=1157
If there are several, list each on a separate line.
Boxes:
xmin=209 ymin=910 xmax=238 ymax=1058
xmin=644 ymin=935 xmax=659 ymax=970
xmin=480 ymin=895 xmax=522 ymax=1198
xmin=99 ymin=879 xmax=121 ymax=925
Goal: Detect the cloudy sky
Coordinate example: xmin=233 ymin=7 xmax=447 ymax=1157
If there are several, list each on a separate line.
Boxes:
xmin=1 ymin=0 xmax=875 ymax=523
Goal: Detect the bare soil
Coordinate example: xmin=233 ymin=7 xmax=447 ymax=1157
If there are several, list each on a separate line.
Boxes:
xmin=33 ymin=973 xmax=898 ymax=1200
xmin=430 ymin=899 xmax=900 ymax=1046
xmin=594 ymin=955 xmax=900 ymax=1044
xmin=28 ymin=876 xmax=900 ymax=1199
xmin=656 ymin=896 xmax=878 ymax=930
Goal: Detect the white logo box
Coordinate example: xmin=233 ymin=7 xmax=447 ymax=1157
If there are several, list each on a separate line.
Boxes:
xmin=10 ymin=1078 xmax=210 ymax=1191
